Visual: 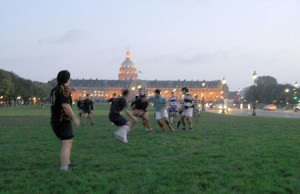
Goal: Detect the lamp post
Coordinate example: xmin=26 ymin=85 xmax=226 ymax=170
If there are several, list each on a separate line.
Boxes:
xmin=221 ymin=77 xmax=226 ymax=114
xmin=252 ymin=71 xmax=257 ymax=116
xmin=202 ymin=80 xmax=206 ymax=111
xmin=285 ymin=88 xmax=289 ymax=108
xmin=237 ymin=88 xmax=240 ymax=108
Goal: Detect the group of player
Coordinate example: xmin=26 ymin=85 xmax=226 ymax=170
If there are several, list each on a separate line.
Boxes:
xmin=50 ymin=70 xmax=203 ymax=171
xmin=108 ymin=87 xmax=203 ymax=143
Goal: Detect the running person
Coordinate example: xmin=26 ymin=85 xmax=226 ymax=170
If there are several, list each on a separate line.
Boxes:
xmin=77 ymin=97 xmax=84 ymax=117
xmin=108 ymin=93 xmax=117 ymax=104
xmin=147 ymin=89 xmax=174 ymax=132
xmin=193 ymin=95 xmax=201 ymax=122
xmin=50 ymin=70 xmax=80 ymax=171
xmin=132 ymin=88 xmax=153 ymax=132
xmin=83 ymin=94 xmax=94 ymax=126
xmin=168 ymin=92 xmax=180 ymax=124
xmin=181 ymin=87 xmax=193 ymax=130
xmin=109 ymin=89 xmax=138 ymax=143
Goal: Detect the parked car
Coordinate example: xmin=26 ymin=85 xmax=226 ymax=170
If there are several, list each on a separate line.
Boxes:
xmin=294 ymin=104 xmax=300 ymax=112
xmin=215 ymin=104 xmax=232 ymax=113
xmin=263 ymin=104 xmax=277 ymax=111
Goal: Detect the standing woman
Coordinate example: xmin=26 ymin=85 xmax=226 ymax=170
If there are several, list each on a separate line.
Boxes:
xmin=50 ymin=70 xmax=80 ymax=171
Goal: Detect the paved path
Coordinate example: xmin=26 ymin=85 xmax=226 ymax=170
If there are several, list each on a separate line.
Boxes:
xmin=207 ymin=109 xmax=300 ymax=119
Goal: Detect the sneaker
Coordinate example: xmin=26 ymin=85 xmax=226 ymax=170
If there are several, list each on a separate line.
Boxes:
xmin=115 ymin=127 xmax=126 ymax=143
xmin=182 ymin=127 xmax=186 ymax=130
xmin=149 ymin=128 xmax=154 ymax=133
xmin=190 ymin=128 xmax=193 ymax=131
xmin=123 ymin=126 xmax=131 ymax=143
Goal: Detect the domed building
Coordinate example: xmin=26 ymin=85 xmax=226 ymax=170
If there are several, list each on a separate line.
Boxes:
xmin=70 ymin=51 xmax=228 ymax=102
xmin=118 ymin=51 xmax=137 ymax=80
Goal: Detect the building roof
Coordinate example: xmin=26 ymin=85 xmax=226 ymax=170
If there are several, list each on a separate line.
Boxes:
xmin=70 ymin=79 xmax=225 ymax=89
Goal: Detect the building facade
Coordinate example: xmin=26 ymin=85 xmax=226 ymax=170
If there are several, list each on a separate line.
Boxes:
xmin=70 ymin=52 xmax=228 ymax=102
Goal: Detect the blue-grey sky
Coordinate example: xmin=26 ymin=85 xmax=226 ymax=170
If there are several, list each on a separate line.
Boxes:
xmin=1 ymin=0 xmax=299 ymax=91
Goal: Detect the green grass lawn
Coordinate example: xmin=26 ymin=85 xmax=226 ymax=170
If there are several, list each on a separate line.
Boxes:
xmin=0 ymin=104 xmax=299 ymax=193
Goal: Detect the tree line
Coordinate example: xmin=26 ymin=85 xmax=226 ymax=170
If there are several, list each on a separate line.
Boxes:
xmin=0 ymin=69 xmax=56 ymax=104
xmin=245 ymin=76 xmax=299 ymax=106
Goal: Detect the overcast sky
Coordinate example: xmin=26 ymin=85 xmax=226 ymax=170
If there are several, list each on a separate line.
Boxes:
xmin=1 ymin=0 xmax=299 ymax=91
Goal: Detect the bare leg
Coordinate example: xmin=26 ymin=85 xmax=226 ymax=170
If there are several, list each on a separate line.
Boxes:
xmin=89 ymin=114 xmax=94 ymax=125
xmin=181 ymin=115 xmax=186 ymax=129
xmin=60 ymin=139 xmax=73 ymax=169
xmin=164 ymin=118 xmax=174 ymax=132
xmin=157 ymin=120 xmax=166 ymax=132
xmin=187 ymin=117 xmax=193 ymax=129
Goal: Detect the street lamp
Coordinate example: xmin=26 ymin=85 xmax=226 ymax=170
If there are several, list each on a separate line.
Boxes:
xmin=201 ymin=80 xmax=206 ymax=111
xmin=237 ymin=88 xmax=240 ymax=108
xmin=285 ymin=88 xmax=290 ymax=107
xmin=221 ymin=77 xmax=226 ymax=114
xmin=252 ymin=71 xmax=257 ymax=116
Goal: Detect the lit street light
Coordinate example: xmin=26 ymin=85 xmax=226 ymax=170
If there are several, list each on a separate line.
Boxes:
xmin=237 ymin=88 xmax=240 ymax=108
xmin=201 ymin=80 xmax=206 ymax=111
xmin=221 ymin=77 xmax=226 ymax=114
xmin=252 ymin=71 xmax=257 ymax=116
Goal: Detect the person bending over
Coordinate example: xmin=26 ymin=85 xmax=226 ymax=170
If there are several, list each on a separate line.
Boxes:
xmin=109 ymin=89 xmax=138 ymax=143
xmin=132 ymin=88 xmax=153 ymax=132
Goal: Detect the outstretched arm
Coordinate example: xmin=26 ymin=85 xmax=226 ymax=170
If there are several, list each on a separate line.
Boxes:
xmin=124 ymin=107 xmax=138 ymax=122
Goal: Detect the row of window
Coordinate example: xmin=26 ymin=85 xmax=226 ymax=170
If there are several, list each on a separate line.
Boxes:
xmin=121 ymin=65 xmax=136 ymax=68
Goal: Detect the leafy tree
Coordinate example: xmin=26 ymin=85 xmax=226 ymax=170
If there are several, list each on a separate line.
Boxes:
xmin=0 ymin=70 xmax=14 ymax=98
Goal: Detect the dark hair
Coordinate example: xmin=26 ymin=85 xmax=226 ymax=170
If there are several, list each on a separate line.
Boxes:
xmin=155 ymin=89 xmax=161 ymax=94
xmin=113 ymin=93 xmax=116 ymax=96
xmin=86 ymin=94 xmax=90 ymax=96
xmin=139 ymin=88 xmax=143 ymax=91
xmin=122 ymin=89 xmax=130 ymax=96
xmin=181 ymin=87 xmax=188 ymax=92
xmin=57 ymin=70 xmax=70 ymax=84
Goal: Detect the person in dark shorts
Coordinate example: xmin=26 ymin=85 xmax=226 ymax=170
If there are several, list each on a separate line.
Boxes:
xmin=132 ymin=88 xmax=153 ymax=132
xmin=109 ymin=89 xmax=137 ymax=143
xmin=50 ymin=70 xmax=80 ymax=171
xmin=77 ymin=97 xmax=83 ymax=117
xmin=83 ymin=94 xmax=94 ymax=126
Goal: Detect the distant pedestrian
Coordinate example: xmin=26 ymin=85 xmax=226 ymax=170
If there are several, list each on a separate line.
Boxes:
xmin=77 ymin=97 xmax=83 ymax=117
xmin=193 ymin=95 xmax=201 ymax=122
xmin=50 ymin=70 xmax=80 ymax=171
xmin=83 ymin=94 xmax=94 ymax=126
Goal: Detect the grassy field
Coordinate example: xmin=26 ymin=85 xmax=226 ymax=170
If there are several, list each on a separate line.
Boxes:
xmin=0 ymin=104 xmax=299 ymax=193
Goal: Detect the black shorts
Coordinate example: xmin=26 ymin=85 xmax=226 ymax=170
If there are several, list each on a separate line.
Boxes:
xmin=51 ymin=120 xmax=74 ymax=140
xmin=83 ymin=109 xmax=91 ymax=114
xmin=109 ymin=114 xmax=128 ymax=126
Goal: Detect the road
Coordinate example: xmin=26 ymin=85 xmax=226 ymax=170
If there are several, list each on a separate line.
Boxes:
xmin=207 ymin=108 xmax=300 ymax=119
